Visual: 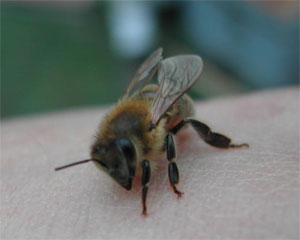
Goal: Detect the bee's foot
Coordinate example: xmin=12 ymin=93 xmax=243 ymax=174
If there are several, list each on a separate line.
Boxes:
xmin=142 ymin=207 xmax=148 ymax=216
xmin=172 ymin=185 xmax=184 ymax=198
xmin=229 ymin=143 xmax=249 ymax=148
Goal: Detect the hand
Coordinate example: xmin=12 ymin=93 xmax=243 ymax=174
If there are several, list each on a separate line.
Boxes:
xmin=2 ymin=88 xmax=299 ymax=239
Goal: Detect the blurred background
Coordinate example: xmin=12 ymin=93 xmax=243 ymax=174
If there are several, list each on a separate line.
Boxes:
xmin=1 ymin=1 xmax=299 ymax=119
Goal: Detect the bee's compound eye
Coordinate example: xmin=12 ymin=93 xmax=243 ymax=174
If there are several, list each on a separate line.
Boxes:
xmin=115 ymin=138 xmax=135 ymax=160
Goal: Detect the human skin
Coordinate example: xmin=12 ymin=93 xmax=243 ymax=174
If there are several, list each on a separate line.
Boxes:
xmin=1 ymin=88 xmax=299 ymax=239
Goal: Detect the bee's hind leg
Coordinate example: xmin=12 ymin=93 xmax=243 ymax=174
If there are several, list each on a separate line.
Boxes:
xmin=141 ymin=160 xmax=151 ymax=216
xmin=171 ymin=119 xmax=249 ymax=149
xmin=166 ymin=134 xmax=183 ymax=198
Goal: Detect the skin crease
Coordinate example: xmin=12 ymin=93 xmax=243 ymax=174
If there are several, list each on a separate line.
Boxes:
xmin=1 ymin=88 xmax=299 ymax=239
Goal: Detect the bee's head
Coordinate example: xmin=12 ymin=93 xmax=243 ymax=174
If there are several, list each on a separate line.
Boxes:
xmin=54 ymin=137 xmax=137 ymax=190
xmin=91 ymin=137 xmax=137 ymax=190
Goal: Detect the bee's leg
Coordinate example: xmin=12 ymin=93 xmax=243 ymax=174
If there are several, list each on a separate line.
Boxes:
xmin=141 ymin=159 xmax=151 ymax=216
xmin=171 ymin=119 xmax=249 ymax=149
xmin=166 ymin=134 xmax=183 ymax=198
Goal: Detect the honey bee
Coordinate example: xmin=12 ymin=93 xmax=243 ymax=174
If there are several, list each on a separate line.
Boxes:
xmin=55 ymin=48 xmax=248 ymax=215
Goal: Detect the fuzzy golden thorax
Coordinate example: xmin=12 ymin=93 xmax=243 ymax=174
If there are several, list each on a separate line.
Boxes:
xmin=92 ymin=98 xmax=167 ymax=162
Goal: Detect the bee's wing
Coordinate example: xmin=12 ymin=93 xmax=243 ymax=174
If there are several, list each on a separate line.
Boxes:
xmin=123 ymin=48 xmax=163 ymax=99
xmin=151 ymin=55 xmax=203 ymax=125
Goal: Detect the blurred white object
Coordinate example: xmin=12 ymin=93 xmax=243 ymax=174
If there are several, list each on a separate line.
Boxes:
xmin=108 ymin=2 xmax=157 ymax=58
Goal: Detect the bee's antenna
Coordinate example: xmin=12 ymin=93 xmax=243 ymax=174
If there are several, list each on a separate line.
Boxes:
xmin=54 ymin=159 xmax=97 ymax=171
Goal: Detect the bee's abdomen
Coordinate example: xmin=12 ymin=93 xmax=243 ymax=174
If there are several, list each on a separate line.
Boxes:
xmin=175 ymin=94 xmax=195 ymax=119
xmin=165 ymin=94 xmax=195 ymax=130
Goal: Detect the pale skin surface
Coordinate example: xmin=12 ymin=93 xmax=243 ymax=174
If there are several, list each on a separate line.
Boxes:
xmin=1 ymin=88 xmax=299 ymax=239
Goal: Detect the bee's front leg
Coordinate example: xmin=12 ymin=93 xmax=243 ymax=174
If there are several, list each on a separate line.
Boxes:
xmin=166 ymin=134 xmax=183 ymax=198
xmin=141 ymin=160 xmax=151 ymax=216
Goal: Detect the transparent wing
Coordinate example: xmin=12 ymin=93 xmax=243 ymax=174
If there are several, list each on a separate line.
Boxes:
xmin=123 ymin=48 xmax=163 ymax=99
xmin=151 ymin=55 xmax=203 ymax=125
